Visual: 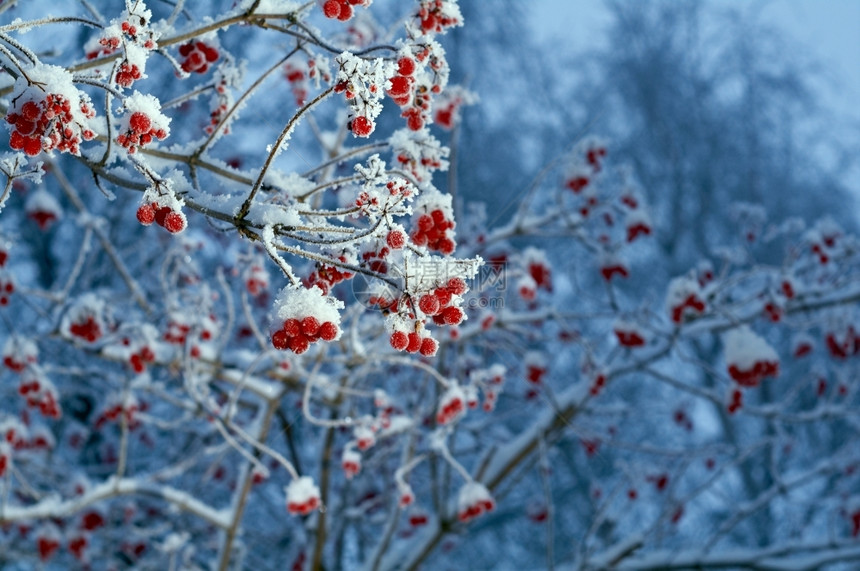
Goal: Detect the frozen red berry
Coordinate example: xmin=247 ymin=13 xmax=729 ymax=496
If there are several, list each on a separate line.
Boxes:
xmin=136 ymin=203 xmax=156 ymax=226
xmin=351 ymin=115 xmax=373 ymax=137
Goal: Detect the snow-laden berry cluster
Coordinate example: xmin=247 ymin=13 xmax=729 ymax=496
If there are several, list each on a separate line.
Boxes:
xmin=411 ymin=190 xmax=456 ymax=255
xmin=285 ymin=476 xmax=321 ymax=515
xmin=456 ymin=481 xmax=494 ymax=523
xmin=5 ymin=65 xmax=96 ymax=157
xmin=335 ymin=52 xmax=389 ymax=137
xmin=271 ymin=285 xmax=343 ymax=354
xmin=116 ymin=92 xmax=170 ymax=153
xmin=724 ymin=325 xmax=780 ymax=387
xmin=666 ymin=274 xmax=707 ymax=324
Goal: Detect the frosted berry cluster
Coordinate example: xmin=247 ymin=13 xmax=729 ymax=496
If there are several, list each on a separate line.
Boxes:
xmin=136 ymin=200 xmax=187 ymax=234
xmin=392 ymin=41 xmax=450 ymax=131
xmin=415 ymin=0 xmax=463 ymax=35
xmin=525 ymin=352 xmax=547 ymax=385
xmin=98 ymin=2 xmax=159 ymax=88
xmin=323 ymin=0 xmax=371 ymax=21
xmin=0 ymin=271 xmax=15 ymax=306
xmin=436 ymin=384 xmax=465 ymax=425
xmin=825 ymin=325 xmax=860 ymax=359
xmin=334 ymin=53 xmax=387 ymax=138
xmin=599 ymin=253 xmax=629 ymax=282
xmin=18 ymin=370 xmax=61 ymax=419
xmin=614 ymin=319 xmax=646 ymax=348
xmin=341 ymin=447 xmax=362 ymax=479
xmin=286 ymin=476 xmax=321 ymax=515
xmin=456 ymin=481 xmax=495 ymax=523
xmin=666 ymin=275 xmax=707 ymax=324
xmin=412 ymin=208 xmax=456 ymax=254
xmin=25 ymin=189 xmax=63 ymax=230
xmin=724 ymin=326 xmax=780 ymax=387
xmin=2 ymin=336 xmax=38 ymax=372
xmin=390 ymin=128 xmax=449 ymax=184
xmin=179 ymin=40 xmax=219 ymax=74
xmin=271 ymin=286 xmax=343 ymax=354
xmin=6 ymin=66 xmax=96 ymax=157
xmin=244 ymin=260 xmax=270 ymax=297
xmin=94 ymin=394 xmax=141 ymax=430
xmin=433 ymin=85 xmax=476 ymax=130
xmin=116 ymin=93 xmax=170 ymax=153
xmin=62 ymin=294 xmax=108 ymax=344
xmin=306 ymin=253 xmax=355 ymax=295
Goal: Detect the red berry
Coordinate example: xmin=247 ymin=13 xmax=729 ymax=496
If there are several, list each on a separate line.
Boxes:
xmin=437 ymin=238 xmax=455 ymax=255
xmin=398 ymin=57 xmax=416 ymax=76
xmin=283 ymin=318 xmax=301 ymax=337
xmin=386 ymin=229 xmax=406 ymax=250
xmin=136 ymin=203 xmax=156 ymax=226
xmin=446 ymin=277 xmax=466 ymax=295
xmin=406 ymin=332 xmax=421 ymax=353
xmin=318 ymin=321 xmax=338 ymax=341
xmin=418 ymin=294 xmax=440 ymax=315
xmin=442 ymin=306 xmax=463 ymax=325
xmin=272 ymin=329 xmax=290 ymax=350
xmin=337 ymin=3 xmax=353 ymax=20
xmin=289 ymin=335 xmax=311 ymax=355
xmin=419 ymin=337 xmax=438 ymax=356
xmin=128 ymin=112 xmax=151 ymax=133
xmin=390 ymin=331 xmax=408 ymax=350
xmin=163 ymin=211 xmax=186 ymax=234
xmin=351 ymin=116 xmax=373 ymax=137
xmin=301 ymin=316 xmax=321 ymax=337
xmin=322 ymin=0 xmax=341 ymax=18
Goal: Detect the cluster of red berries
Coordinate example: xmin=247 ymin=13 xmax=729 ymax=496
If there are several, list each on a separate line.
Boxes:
xmin=626 ymin=219 xmax=652 ymax=242
xmin=286 ymin=476 xmax=321 ymax=516
xmin=614 ymin=323 xmax=646 ymax=348
xmin=322 ymin=0 xmax=368 ymax=21
xmin=179 ymin=41 xmax=219 ymax=74
xmin=245 ymin=263 xmax=269 ymax=297
xmin=7 ymin=95 xmax=95 ymax=156
xmin=116 ymin=61 xmax=143 ymax=88
xmin=271 ymin=316 xmax=340 ymax=355
xmin=3 ymin=351 xmax=36 ymax=373
xmin=456 ymin=482 xmax=495 ymax=523
xmin=529 ymin=263 xmax=552 ymax=294
xmin=412 ymin=208 xmax=456 ymax=254
xmin=600 ymin=260 xmax=630 ymax=282
xmin=87 ymin=35 xmax=119 ymax=60
xmin=389 ymin=328 xmax=438 ymax=356
xmin=420 ymin=277 xmax=466 ymax=324
xmin=342 ymin=448 xmax=361 ymax=479
xmin=284 ymin=61 xmax=309 ymax=106
xmin=0 ymin=274 xmax=14 ymax=306
xmin=728 ymin=358 xmax=779 ymax=387
xmin=566 ymin=175 xmax=590 ymax=193
xmin=306 ymin=256 xmax=354 ymax=295
xmin=117 ymin=111 xmax=168 ymax=153
xmin=436 ymin=386 xmax=465 ymax=425
xmin=763 ymin=301 xmax=783 ymax=322
xmin=136 ymin=202 xmax=187 ymax=234
xmin=669 ymin=291 xmax=706 ymax=323
xmin=128 ymin=344 xmax=155 ymax=373
xmin=163 ymin=317 xmax=192 ymax=345
xmin=94 ymin=400 xmax=140 ymax=430
xmin=727 ymin=388 xmax=743 ymax=414
xmin=792 ymin=334 xmax=814 ymax=359
xmin=825 ymin=327 xmax=860 ymax=359
xmin=362 ymin=247 xmax=390 ymax=274
xmin=18 ymin=376 xmax=61 ymax=418
xmin=586 ymin=145 xmax=607 ymax=171
xmin=37 ymin=531 xmax=61 ymax=562
xmin=416 ymin=0 xmax=462 ymax=34
xmin=387 ymin=57 xmax=416 ymax=106
xmin=69 ymin=315 xmax=102 ymax=343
